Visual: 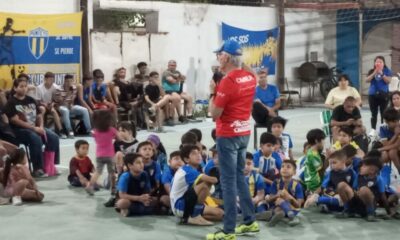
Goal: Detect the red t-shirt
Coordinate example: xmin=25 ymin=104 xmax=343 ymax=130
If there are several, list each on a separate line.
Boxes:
xmin=214 ymin=69 xmax=256 ymax=137
xmin=69 ymin=156 xmax=94 ymax=177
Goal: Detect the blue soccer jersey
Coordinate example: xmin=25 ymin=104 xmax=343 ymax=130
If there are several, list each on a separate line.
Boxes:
xmin=161 ymin=166 xmax=176 ymax=185
xmin=321 ymin=168 xmax=357 ymax=193
xmin=379 ymin=124 xmax=395 ymax=141
xmin=353 ymin=175 xmax=385 ymax=198
xmin=170 ymin=165 xmax=201 ymax=217
xmin=245 ymin=170 xmax=266 ymax=198
xmin=144 ymin=160 xmax=162 ymax=190
xmin=117 ymin=171 xmax=151 ymax=196
xmin=280 ymin=132 xmax=293 ymax=159
xmin=270 ymin=178 xmax=304 ymax=202
xmin=203 ymin=159 xmax=216 ymax=176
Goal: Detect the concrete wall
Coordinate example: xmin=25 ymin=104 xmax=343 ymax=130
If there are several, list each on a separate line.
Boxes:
xmin=0 ymin=0 xmax=79 ymax=14
xmin=284 ymin=9 xmax=337 ymax=100
xmin=96 ymin=0 xmax=277 ymax=100
xmin=94 ymin=1 xmax=337 ymax=101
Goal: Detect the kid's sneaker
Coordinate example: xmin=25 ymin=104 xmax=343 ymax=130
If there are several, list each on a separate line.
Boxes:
xmin=268 ymin=211 xmax=285 ymax=227
xmin=235 ymin=221 xmax=260 ymax=236
xmin=288 ymin=216 xmax=301 ymax=227
xmin=12 ymin=196 xmax=22 ymax=206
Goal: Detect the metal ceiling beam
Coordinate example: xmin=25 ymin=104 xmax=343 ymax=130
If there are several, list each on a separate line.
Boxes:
xmin=284 ymin=2 xmax=360 ymax=9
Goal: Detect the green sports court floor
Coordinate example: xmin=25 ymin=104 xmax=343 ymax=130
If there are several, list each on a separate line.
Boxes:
xmin=1 ymin=107 xmax=399 ymax=240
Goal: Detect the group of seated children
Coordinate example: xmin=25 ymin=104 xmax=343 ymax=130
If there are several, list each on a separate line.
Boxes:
xmin=59 ymin=110 xmax=399 ymax=227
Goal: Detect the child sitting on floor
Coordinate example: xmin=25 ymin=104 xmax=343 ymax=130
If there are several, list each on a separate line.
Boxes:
xmin=266 ymin=160 xmax=304 ymax=227
xmin=3 ymin=148 xmax=44 ymax=206
xmin=68 ymin=140 xmax=95 ymax=188
xmin=115 ymin=153 xmax=156 ymax=217
xmin=137 ymin=141 xmax=162 ymax=196
xmin=378 ymin=108 xmax=400 ymax=173
xmin=295 ymin=142 xmax=310 ymax=182
xmin=305 ymin=150 xmax=357 ymax=213
xmin=160 ymin=151 xmax=184 ymax=209
xmin=303 ymin=129 xmax=326 ymax=207
xmin=244 ymin=152 xmax=267 ymax=213
xmin=338 ymin=151 xmax=395 ymax=221
xmin=253 ymin=132 xmax=282 ymax=195
xmin=114 ymin=121 xmax=139 ymax=174
xmin=170 ymin=145 xmax=223 ymax=225
xmin=342 ymin=144 xmax=361 ymax=174
xmin=331 ymin=126 xmax=365 ymax=158
xmin=204 ymin=147 xmax=223 ymax=207
xmin=271 ymin=116 xmax=294 ymax=160
xmin=147 ymin=134 xmax=168 ymax=170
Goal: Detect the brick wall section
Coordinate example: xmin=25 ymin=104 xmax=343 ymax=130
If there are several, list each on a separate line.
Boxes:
xmin=392 ymin=23 xmax=400 ymax=75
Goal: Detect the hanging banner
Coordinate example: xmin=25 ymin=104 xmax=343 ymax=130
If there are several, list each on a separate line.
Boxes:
xmin=221 ymin=22 xmax=278 ymax=75
xmin=0 ymin=12 xmax=82 ymax=89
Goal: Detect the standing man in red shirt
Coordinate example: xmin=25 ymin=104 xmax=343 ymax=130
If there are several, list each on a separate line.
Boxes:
xmin=207 ymin=40 xmax=259 ymax=240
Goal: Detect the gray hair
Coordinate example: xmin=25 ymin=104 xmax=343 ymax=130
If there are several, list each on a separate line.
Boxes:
xmin=225 ymin=53 xmax=242 ymax=67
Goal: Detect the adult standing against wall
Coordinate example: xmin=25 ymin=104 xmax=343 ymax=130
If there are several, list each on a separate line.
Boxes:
xmin=207 ymin=40 xmax=259 ymax=240
xmin=366 ymin=56 xmax=392 ymax=134
xmin=252 ymin=68 xmax=280 ymax=131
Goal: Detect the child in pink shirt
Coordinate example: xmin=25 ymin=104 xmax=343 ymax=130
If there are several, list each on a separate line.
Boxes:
xmin=3 ymin=148 xmax=44 ymax=205
xmin=86 ymin=110 xmax=118 ymax=196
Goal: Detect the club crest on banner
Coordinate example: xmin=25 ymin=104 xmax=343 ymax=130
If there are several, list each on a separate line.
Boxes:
xmin=28 ymin=27 xmax=49 ymax=60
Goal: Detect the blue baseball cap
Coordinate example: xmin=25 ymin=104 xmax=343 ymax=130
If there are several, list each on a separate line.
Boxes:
xmin=214 ymin=40 xmax=242 ymax=56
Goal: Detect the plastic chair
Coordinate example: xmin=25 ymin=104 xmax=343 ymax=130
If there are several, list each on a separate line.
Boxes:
xmin=20 ymin=144 xmax=32 ymax=172
xmin=253 ymin=123 xmax=268 ymax=150
xmin=280 ymin=78 xmax=301 ymax=108
xmin=320 ymin=109 xmax=332 ymax=143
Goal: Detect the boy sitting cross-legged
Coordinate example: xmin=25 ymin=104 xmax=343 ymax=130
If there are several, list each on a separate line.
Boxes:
xmin=159 ymin=151 xmax=184 ymax=209
xmin=305 ymin=150 xmax=357 ymax=213
xmin=243 ymin=152 xmax=267 ymax=214
xmin=68 ymin=140 xmax=95 ymax=188
xmin=331 ymin=126 xmax=365 ymax=158
xmin=338 ymin=150 xmax=395 ymax=221
xmin=170 ymin=144 xmax=223 ymax=225
xmin=265 ymin=160 xmax=304 ymax=227
xmin=253 ymin=132 xmax=282 ymax=195
xmin=303 ymin=129 xmax=327 ymax=207
xmin=115 ymin=153 xmax=157 ymax=217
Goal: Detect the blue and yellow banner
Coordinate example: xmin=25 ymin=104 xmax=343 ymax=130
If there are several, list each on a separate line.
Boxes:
xmin=0 ymin=12 xmax=82 ymax=89
xmin=222 ymin=22 xmax=278 ymax=75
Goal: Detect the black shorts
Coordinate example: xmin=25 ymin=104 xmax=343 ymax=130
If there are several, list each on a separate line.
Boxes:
xmin=348 ymin=195 xmax=368 ymax=217
xmin=182 ymin=186 xmax=203 ymax=220
xmin=68 ymin=173 xmax=91 ymax=187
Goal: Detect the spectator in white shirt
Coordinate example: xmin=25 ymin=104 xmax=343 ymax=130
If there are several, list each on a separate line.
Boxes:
xmin=35 ymin=72 xmax=64 ymax=138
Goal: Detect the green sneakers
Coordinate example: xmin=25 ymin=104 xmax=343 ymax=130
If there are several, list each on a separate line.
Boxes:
xmin=206 ymin=230 xmax=236 ymax=240
xmin=234 ymin=221 xmax=260 ymax=236
xmin=206 ymin=221 xmax=260 ymax=239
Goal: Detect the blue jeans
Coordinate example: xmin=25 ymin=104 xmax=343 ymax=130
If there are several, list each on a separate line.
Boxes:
xmin=59 ymin=105 xmax=91 ymax=133
xmin=13 ymin=128 xmax=60 ymax=171
xmin=217 ymin=135 xmax=255 ymax=233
